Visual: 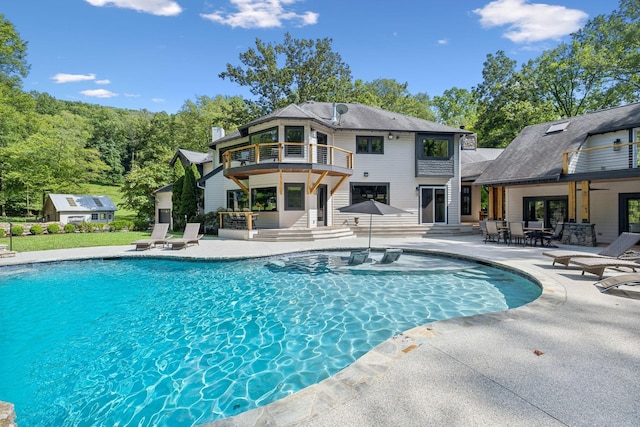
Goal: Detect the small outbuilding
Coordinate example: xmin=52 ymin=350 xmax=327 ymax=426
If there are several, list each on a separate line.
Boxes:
xmin=43 ymin=194 xmax=118 ymax=224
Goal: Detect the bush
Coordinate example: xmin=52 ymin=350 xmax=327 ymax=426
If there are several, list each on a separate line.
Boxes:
xmin=11 ymin=225 xmax=24 ymax=236
xmin=47 ymin=224 xmax=60 ymax=234
xmin=79 ymin=222 xmax=95 ymax=233
xmin=133 ymin=219 xmax=150 ymax=231
xmin=108 ymin=219 xmax=134 ymax=231
xmin=29 ymin=224 xmax=44 ymax=235
xmin=94 ymin=223 xmax=106 ymax=232
xmin=63 ymin=224 xmax=77 ymax=233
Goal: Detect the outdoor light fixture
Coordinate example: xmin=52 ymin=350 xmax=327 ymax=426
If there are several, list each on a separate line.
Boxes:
xmin=613 ymin=138 xmax=622 ymax=151
xmin=388 ymin=133 xmax=393 ymax=140
xmin=364 ymin=171 xmax=369 ymax=177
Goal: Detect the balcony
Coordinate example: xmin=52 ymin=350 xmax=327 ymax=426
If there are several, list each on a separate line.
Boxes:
xmin=222 ymin=142 xmax=354 ymax=180
xmin=563 ymin=141 xmax=639 ymax=176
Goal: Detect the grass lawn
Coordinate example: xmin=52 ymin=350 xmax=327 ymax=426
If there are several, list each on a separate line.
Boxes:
xmin=0 ymin=231 xmax=152 ymax=252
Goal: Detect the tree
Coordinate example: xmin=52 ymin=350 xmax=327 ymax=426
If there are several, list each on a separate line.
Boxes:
xmin=350 ymin=79 xmax=435 ymax=121
xmin=0 ymin=14 xmax=30 ymax=89
xmin=431 ymin=87 xmax=477 ymax=129
xmin=121 ymin=162 xmax=171 ymax=220
xmin=180 ymin=164 xmax=198 ymax=223
xmin=219 ymin=32 xmax=353 ymax=113
xmin=171 ymin=160 xmax=185 ymax=227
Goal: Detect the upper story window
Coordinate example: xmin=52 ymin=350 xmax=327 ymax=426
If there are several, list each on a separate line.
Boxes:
xmin=285 ymin=126 xmax=304 ymax=157
xmin=417 ymin=134 xmax=453 ymax=159
xmin=250 ymin=127 xmax=278 ymax=144
xmin=356 ymin=136 xmax=384 ymax=154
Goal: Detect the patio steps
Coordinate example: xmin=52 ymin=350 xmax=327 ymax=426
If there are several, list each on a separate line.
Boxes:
xmin=253 ymin=226 xmax=355 ymax=242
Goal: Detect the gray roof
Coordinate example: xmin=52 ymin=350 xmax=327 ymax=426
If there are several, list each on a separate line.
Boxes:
xmin=460 ymin=148 xmax=503 ymax=181
xmin=170 ymin=149 xmax=213 ymax=166
xmin=476 ymin=102 xmax=640 ymax=185
xmin=47 ymin=194 xmax=118 ymax=212
xmin=211 ymin=101 xmax=470 ymax=146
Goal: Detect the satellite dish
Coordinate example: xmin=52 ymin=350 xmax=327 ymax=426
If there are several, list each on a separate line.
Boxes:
xmin=336 ymin=104 xmax=349 ymax=115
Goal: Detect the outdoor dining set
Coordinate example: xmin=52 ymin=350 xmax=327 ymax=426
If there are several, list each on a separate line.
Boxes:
xmin=481 ymin=220 xmax=563 ymax=247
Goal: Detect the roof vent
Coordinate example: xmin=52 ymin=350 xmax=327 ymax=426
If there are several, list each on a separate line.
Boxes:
xmin=546 ymin=121 xmax=570 ymax=134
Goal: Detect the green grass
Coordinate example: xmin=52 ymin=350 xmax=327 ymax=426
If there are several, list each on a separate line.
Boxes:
xmin=0 ymin=231 xmax=151 ymax=252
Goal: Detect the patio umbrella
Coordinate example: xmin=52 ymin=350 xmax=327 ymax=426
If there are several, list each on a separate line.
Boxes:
xmin=338 ymin=199 xmax=410 ymax=250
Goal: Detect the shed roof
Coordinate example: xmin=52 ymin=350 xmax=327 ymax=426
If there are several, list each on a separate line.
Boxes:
xmin=47 ymin=194 xmax=118 ymax=212
xmin=476 ymin=102 xmax=640 ymax=186
xmin=211 ymin=101 xmax=471 ymax=146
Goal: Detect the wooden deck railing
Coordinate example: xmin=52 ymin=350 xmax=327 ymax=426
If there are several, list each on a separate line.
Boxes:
xmin=218 ymin=211 xmax=257 ymax=231
xmin=222 ymin=142 xmax=353 ymax=170
xmin=562 ymin=141 xmax=639 ymax=174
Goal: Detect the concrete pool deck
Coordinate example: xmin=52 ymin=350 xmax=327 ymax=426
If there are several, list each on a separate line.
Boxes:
xmin=2 ymin=234 xmax=639 ymax=426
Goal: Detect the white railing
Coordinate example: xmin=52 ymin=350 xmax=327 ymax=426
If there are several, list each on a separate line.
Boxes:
xmin=222 ymin=142 xmax=353 ymax=170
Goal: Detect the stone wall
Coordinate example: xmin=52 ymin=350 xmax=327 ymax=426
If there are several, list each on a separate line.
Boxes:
xmin=559 ymin=222 xmax=597 ymax=246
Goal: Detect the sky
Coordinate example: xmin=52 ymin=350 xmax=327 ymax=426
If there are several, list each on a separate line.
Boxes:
xmin=3 ymin=0 xmax=620 ymax=115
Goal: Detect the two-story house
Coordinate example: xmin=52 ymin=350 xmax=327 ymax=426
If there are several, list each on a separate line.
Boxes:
xmin=201 ymin=101 xmax=472 ymax=239
xmin=476 ymin=102 xmax=640 ymax=244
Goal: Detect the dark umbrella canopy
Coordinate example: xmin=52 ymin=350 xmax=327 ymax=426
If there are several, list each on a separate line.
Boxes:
xmin=338 ymin=199 xmax=411 ymax=249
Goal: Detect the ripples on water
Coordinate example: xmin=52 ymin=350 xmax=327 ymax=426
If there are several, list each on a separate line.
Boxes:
xmin=0 ymin=252 xmax=540 ymax=426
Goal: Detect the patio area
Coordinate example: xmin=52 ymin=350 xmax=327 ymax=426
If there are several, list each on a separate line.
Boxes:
xmin=1 ymin=234 xmax=638 ymax=426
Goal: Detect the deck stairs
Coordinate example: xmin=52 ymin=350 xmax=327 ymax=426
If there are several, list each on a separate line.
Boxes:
xmin=252 ymin=224 xmax=477 ymax=242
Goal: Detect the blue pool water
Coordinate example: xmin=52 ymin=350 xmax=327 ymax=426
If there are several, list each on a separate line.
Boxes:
xmin=0 ymin=252 xmax=541 ymax=426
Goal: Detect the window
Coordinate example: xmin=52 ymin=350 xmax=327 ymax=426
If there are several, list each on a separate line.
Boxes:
xmin=523 ymin=196 xmax=568 ymax=228
xmin=250 ymin=127 xmax=278 ymax=144
xmin=100 ymin=213 xmax=106 ymax=220
xmin=356 ymin=136 xmax=384 ymax=154
xmin=461 ymin=186 xmax=472 ymax=215
xmin=227 ymin=190 xmax=249 ymax=211
xmin=350 ymin=183 xmax=389 ymax=204
xmin=251 ymin=187 xmax=277 ymax=211
xmin=91 ymin=213 xmax=98 ymax=220
xmin=285 ymin=126 xmax=304 ymax=157
xmin=285 ymin=183 xmax=305 ymax=210
xmin=93 ymin=198 xmax=104 ymax=207
xmin=418 ymin=135 xmax=452 ymax=159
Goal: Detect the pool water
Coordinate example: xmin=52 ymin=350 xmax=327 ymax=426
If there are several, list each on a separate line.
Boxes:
xmin=0 ymin=252 xmax=541 ymax=426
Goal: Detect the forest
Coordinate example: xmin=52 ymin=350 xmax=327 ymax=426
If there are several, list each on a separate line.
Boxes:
xmin=0 ymin=0 xmax=637 ymax=221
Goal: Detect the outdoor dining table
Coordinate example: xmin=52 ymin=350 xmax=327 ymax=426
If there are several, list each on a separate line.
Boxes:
xmin=524 ymin=227 xmax=552 ymax=246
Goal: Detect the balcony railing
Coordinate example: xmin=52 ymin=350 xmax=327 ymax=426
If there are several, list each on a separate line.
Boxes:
xmin=562 ymin=141 xmax=639 ymax=174
xmin=222 ymin=142 xmax=354 ymax=171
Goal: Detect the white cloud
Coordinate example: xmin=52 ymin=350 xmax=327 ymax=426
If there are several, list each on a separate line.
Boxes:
xmin=152 ymin=98 xmax=165 ymax=103
xmin=201 ymin=0 xmax=318 ymax=29
xmin=124 ymin=93 xmax=141 ymax=97
xmin=437 ymin=39 xmax=448 ymax=45
xmin=80 ymin=89 xmax=118 ymax=98
xmin=474 ymin=0 xmax=588 ymax=43
xmin=51 ymin=73 xmax=96 ymax=83
xmin=95 ymin=79 xmax=111 ymax=85
xmin=85 ymin=0 xmax=182 ymax=16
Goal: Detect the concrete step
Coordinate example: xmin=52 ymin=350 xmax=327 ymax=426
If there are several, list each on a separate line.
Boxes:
xmin=253 ymin=227 xmax=355 ymax=242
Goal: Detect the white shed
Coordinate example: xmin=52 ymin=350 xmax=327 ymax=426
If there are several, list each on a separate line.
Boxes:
xmin=43 ymin=194 xmax=118 ymax=224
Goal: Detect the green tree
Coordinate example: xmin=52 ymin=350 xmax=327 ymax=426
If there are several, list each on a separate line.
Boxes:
xmin=180 ymin=164 xmax=198 ymax=222
xmin=350 ymin=79 xmax=435 ymax=121
xmin=171 ymin=160 xmax=185 ymax=227
xmin=220 ymin=32 xmax=353 ymax=113
xmin=0 ymin=14 xmax=30 ymax=89
xmin=432 ymin=87 xmax=477 ymax=129
xmin=121 ymin=162 xmax=171 ymax=220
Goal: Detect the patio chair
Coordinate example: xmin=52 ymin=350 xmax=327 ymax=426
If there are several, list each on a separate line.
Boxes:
xmin=543 ymin=232 xmax=640 ymax=267
xmin=169 ymin=223 xmax=203 ymax=250
xmin=568 ymin=257 xmax=638 ymax=279
xmin=541 ymin=222 xmax=564 ymax=248
xmin=479 ymin=220 xmax=487 ymax=240
xmin=594 ymin=273 xmax=640 ymax=293
xmin=484 ymin=221 xmax=506 ymax=244
xmin=379 ymin=248 xmax=402 ymax=264
xmin=131 ymin=223 xmax=170 ymax=251
xmin=507 ymin=221 xmax=529 ymax=246
xmin=348 ymin=250 xmax=369 ymax=265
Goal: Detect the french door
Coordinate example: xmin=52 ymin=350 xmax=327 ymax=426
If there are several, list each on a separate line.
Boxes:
xmin=420 ymin=187 xmax=447 ymax=224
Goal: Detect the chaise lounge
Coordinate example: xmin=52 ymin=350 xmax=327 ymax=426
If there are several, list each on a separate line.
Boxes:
xmin=543 ymin=232 xmax=640 ymax=267
xmin=131 ymin=223 xmax=170 ymax=250
xmin=169 ymin=223 xmax=203 ymax=250
xmin=378 ymin=248 xmax=403 ymax=264
xmin=568 ymin=256 xmax=638 ymax=279
xmin=594 ymin=273 xmax=640 ymax=293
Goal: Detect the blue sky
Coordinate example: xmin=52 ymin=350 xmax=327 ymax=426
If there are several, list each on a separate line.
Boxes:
xmin=4 ymin=0 xmax=619 ymax=114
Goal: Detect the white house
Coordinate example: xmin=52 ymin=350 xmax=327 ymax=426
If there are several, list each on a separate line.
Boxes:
xmin=200 ymin=101 xmax=472 ymax=238
xmin=476 ymin=102 xmax=640 ymax=244
xmin=43 ymin=194 xmax=118 ymax=224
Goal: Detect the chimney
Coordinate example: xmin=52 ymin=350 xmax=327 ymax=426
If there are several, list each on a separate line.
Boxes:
xmin=211 ymin=126 xmax=225 ymax=143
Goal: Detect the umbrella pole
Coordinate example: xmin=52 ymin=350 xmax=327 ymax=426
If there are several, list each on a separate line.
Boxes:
xmin=368 ymin=213 xmax=372 ymax=251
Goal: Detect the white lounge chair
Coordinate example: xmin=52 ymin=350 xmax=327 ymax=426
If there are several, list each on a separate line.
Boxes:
xmin=348 ymin=250 xmax=369 ymax=265
xmin=594 ymin=273 xmax=640 ymax=293
xmin=543 ymin=232 xmax=640 ymax=267
xmin=379 ymin=248 xmax=402 ymax=264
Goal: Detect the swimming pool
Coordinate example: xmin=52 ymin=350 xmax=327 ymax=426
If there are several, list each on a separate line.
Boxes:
xmin=0 ymin=251 xmax=541 ymax=426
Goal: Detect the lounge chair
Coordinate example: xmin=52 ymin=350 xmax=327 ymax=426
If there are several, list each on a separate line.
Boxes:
xmin=594 ymin=273 xmax=640 ymax=293
xmin=568 ymin=256 xmax=638 ymax=279
xmin=347 ymin=250 xmax=369 ymax=265
xmin=379 ymin=248 xmax=402 ymax=264
xmin=543 ymin=232 xmax=640 ymax=267
xmin=169 ymin=223 xmax=203 ymax=250
xmin=131 ymin=223 xmax=170 ymax=250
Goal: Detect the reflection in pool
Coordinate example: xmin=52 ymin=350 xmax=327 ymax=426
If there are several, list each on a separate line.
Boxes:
xmin=0 ymin=251 xmax=541 ymax=426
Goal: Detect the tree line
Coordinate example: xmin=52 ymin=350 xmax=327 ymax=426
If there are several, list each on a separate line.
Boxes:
xmin=0 ymin=0 xmax=637 ymax=221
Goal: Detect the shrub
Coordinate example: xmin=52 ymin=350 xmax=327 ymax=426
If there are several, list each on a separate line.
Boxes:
xmin=47 ymin=224 xmax=60 ymax=234
xmin=29 ymin=224 xmax=44 ymax=235
xmin=63 ymin=224 xmax=77 ymax=233
xmin=133 ymin=219 xmax=150 ymax=231
xmin=79 ymin=222 xmax=95 ymax=233
xmin=108 ymin=219 xmax=128 ymax=231
xmin=94 ymin=223 xmax=106 ymax=232
xmin=11 ymin=225 xmax=24 ymax=236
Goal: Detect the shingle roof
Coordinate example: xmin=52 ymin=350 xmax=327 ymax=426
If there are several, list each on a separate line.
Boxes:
xmin=211 ymin=101 xmax=471 ymax=146
xmin=460 ymin=148 xmax=503 ymax=181
xmin=47 ymin=194 xmax=118 ymax=212
xmin=171 ymin=149 xmax=213 ymax=166
xmin=476 ymin=102 xmax=640 ymax=185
